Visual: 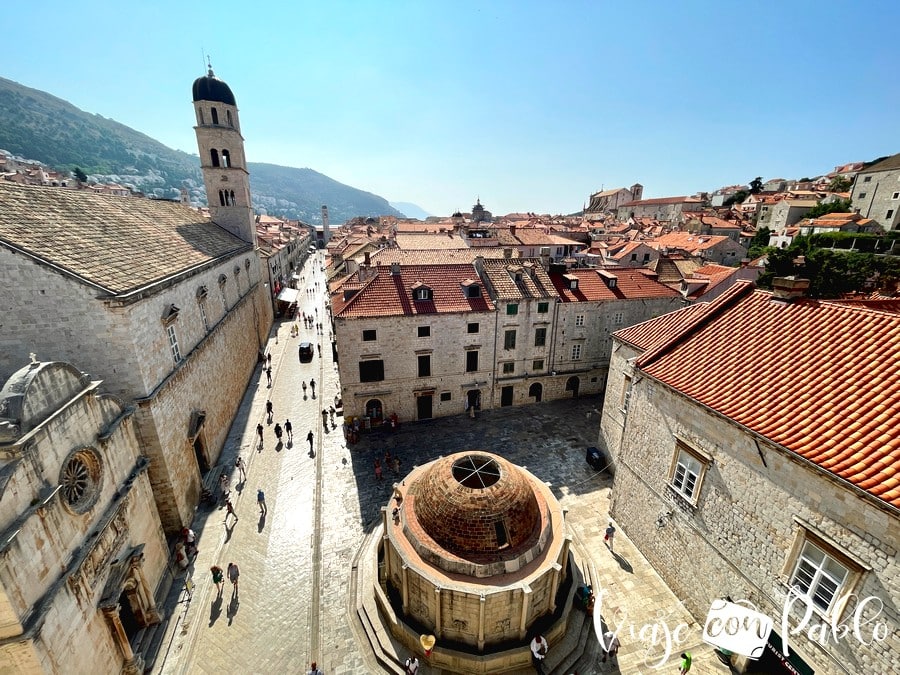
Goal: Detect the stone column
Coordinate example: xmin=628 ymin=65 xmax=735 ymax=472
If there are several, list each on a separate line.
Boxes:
xmin=434 ymin=587 xmax=442 ymax=638
xmin=380 ymin=511 xmax=391 ymax=583
xmin=101 ymin=605 xmax=143 ymax=674
xmin=519 ymin=585 xmax=532 ymax=640
xmin=127 ymin=554 xmax=161 ymax=625
xmin=401 ymin=564 xmax=410 ymax=613
xmin=478 ymin=595 xmax=486 ymax=650
xmin=548 ymin=562 xmax=563 ymax=612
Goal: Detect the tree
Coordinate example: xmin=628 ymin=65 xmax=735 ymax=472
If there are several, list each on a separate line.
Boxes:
xmin=723 ymin=190 xmax=749 ymax=207
xmin=72 ymin=166 xmax=88 ymax=182
xmin=806 ymin=198 xmax=852 ymax=219
xmin=749 ymin=177 xmax=763 ymax=194
xmin=827 ymin=175 xmax=852 ymax=193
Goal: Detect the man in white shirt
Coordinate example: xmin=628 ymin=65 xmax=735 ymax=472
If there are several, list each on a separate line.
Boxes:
xmin=530 ymin=634 xmax=548 ymax=673
xmin=601 ymin=629 xmax=620 ymax=662
xmin=404 ymin=655 xmax=419 ymax=674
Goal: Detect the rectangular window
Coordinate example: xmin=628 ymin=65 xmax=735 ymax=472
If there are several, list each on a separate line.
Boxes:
xmin=359 ymin=359 xmax=384 ymax=382
xmin=571 ymin=344 xmax=582 ymax=359
xmin=630 ymin=253 xmax=637 ymax=261
xmin=532 ymin=359 xmax=544 ymax=371
xmin=859 ymin=192 xmax=867 ymax=199
xmin=643 ymin=253 xmax=651 ymax=262
xmin=167 ymin=325 xmax=182 ymax=364
xmin=440 ymin=392 xmax=451 ymax=402
xmin=614 ymin=312 xmax=624 ymax=325
xmin=669 ymin=442 xmax=708 ymax=504
xmin=537 ymin=301 xmax=549 ymax=313
xmin=863 ymin=176 xmax=871 ymax=182
xmin=418 ymin=326 xmax=431 ymax=338
xmin=504 ymin=330 xmax=517 ymax=349
xmin=621 ymin=375 xmax=632 ymax=412
xmin=417 ymin=354 xmax=431 ymax=377
xmin=575 ymin=315 xmax=585 ymax=327
xmin=887 ymin=209 xmax=895 ymax=219
xmin=534 ymin=327 xmax=546 ymax=347
xmin=467 ymin=322 xmax=480 ymax=334
xmin=198 ymin=301 xmax=209 ymax=332
xmin=502 ymin=362 xmax=515 ymax=374
xmin=506 ymin=303 xmax=519 ymax=315
xmin=363 ymin=329 xmax=377 ymax=341
xmin=465 ymin=350 xmax=478 ymax=372
xmin=892 ymin=192 xmax=899 ymax=199
xmin=789 ymin=541 xmax=850 ymax=615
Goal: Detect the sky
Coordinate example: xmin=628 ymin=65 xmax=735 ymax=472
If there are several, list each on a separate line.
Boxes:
xmin=4 ymin=1 xmax=899 ymax=217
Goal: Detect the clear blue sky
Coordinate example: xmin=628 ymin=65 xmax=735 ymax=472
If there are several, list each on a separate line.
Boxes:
xmin=4 ymin=1 xmax=898 ymax=216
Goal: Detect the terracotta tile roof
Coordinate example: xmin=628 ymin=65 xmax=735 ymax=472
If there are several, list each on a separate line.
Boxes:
xmin=550 ymin=268 xmax=680 ymax=302
xmin=370 ymin=248 xmax=514 ymax=265
xmin=0 ymin=181 xmax=249 ymax=296
xmin=858 ymin=152 xmax=900 ymax=174
xmin=626 ymin=282 xmax=900 ymax=507
xmin=613 ymin=302 xmax=713 ymax=350
xmin=332 ymin=264 xmax=495 ymax=318
xmin=479 ymin=259 xmax=559 ymax=300
xmin=647 ymin=232 xmax=734 ymax=252
xmin=394 ymin=233 xmax=470 ymax=250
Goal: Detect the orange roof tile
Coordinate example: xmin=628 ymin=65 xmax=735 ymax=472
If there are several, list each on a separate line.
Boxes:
xmin=550 ymin=268 xmax=680 ymax=302
xmin=624 ymin=283 xmax=900 ymax=507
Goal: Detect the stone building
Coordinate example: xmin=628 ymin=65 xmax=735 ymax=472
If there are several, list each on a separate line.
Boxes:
xmin=0 ymin=361 xmax=168 ymax=674
xmin=379 ymin=451 xmax=573 ymax=673
xmin=584 ymin=184 xmax=643 ymax=219
xmin=0 ymin=69 xmax=272 ymax=532
xmin=599 ymin=280 xmax=899 ymax=675
xmin=615 ymin=195 xmax=704 ymax=223
xmin=850 ymin=152 xmax=900 ymax=231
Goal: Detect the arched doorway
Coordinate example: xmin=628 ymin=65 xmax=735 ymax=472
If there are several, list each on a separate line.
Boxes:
xmin=529 ymin=382 xmax=543 ymax=402
xmin=565 ymin=376 xmax=580 ymax=398
xmin=466 ymin=390 xmax=482 ymax=411
xmin=364 ymin=399 xmax=383 ymax=426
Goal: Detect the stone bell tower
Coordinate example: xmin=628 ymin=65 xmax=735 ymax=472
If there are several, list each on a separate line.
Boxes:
xmin=191 ymin=63 xmax=256 ymax=245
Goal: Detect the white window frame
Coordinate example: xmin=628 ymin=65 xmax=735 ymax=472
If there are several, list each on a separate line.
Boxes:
xmin=167 ymin=324 xmax=183 ymax=364
xmin=575 ymin=314 xmax=585 ymax=327
xmin=668 ymin=441 xmax=709 ymax=505
xmin=571 ymin=343 xmax=582 ymax=360
xmin=613 ymin=311 xmax=624 ymax=325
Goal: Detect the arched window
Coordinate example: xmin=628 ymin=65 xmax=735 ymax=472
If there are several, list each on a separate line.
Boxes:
xmin=198 ymin=108 xmax=205 ymax=125
xmin=221 ymin=149 xmax=231 ymax=168
xmin=226 ymin=110 xmax=233 ymax=127
xmin=219 ymin=190 xmax=226 ymax=206
xmin=211 ymin=107 xmax=219 ymax=125
xmin=210 ymin=149 xmax=220 ymax=167
xmin=230 ymin=190 xmax=236 ymax=205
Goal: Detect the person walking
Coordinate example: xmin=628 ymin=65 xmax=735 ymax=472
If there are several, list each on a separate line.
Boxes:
xmin=235 ymin=456 xmax=246 ymax=482
xmin=224 ymin=498 xmax=238 ymax=525
xmin=374 ymin=458 xmax=383 ymax=481
xmin=265 ymin=366 xmax=272 ymax=387
xmin=266 ymin=400 xmax=273 ymax=422
xmin=601 ymin=630 xmax=620 ymax=663
xmin=309 ymin=378 xmax=316 ymax=396
xmin=257 ymin=488 xmax=267 ymax=514
xmin=530 ymin=634 xmax=548 ymax=674
xmin=274 ymin=422 xmax=283 ymax=443
xmin=266 ymin=353 xmax=272 ymax=368
xmin=256 ymin=423 xmax=264 ymax=445
xmin=218 ymin=472 xmax=229 ymax=497
xmin=307 ymin=662 xmax=323 ymax=675
xmin=604 ymin=521 xmax=616 ymax=552
xmin=210 ymin=565 xmax=225 ymax=596
xmin=321 ymin=409 xmax=328 ymax=429
xmin=182 ymin=527 xmax=197 ymax=557
xmin=307 ymin=429 xmax=315 ymax=451
xmin=678 ymin=652 xmax=692 ymax=674
xmin=284 ymin=419 xmax=293 ymax=441
xmin=302 ymin=380 xmax=307 ymax=397
xmin=227 ymin=562 xmax=240 ymax=595
xmin=404 ymin=655 xmax=419 ymax=674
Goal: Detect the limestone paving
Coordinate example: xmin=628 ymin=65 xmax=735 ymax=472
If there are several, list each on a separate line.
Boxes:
xmin=150 ymin=253 xmax=722 ymax=675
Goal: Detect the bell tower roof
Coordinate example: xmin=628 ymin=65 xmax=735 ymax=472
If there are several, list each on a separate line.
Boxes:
xmin=192 ymin=65 xmax=236 ymax=106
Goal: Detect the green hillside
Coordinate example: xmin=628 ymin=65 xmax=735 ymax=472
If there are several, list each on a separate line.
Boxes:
xmin=0 ymin=76 xmax=403 ymax=223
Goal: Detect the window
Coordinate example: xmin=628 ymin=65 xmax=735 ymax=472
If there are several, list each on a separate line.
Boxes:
xmin=467 ymin=322 xmax=480 ymax=334
xmin=465 ymin=350 xmax=479 ymax=372
xmin=630 ymin=253 xmax=637 ymax=261
xmin=614 ymin=312 xmax=624 ymax=325
xmin=506 ymin=303 xmax=519 ymax=315
xmin=466 ymin=285 xmax=481 ymax=298
xmin=359 ymin=360 xmax=385 ymax=382
xmin=643 ymin=253 xmax=651 ymax=262
xmin=502 ymin=362 xmax=515 ymax=374
xmin=863 ymin=176 xmax=871 ymax=183
xmin=221 ymin=149 xmax=232 ymax=168
xmin=210 ymin=149 xmax=220 ymax=167
xmin=362 ymin=329 xmax=376 ymax=341
xmin=859 ymin=192 xmax=867 ymax=199
xmin=504 ymin=330 xmax=517 ymax=349
xmin=211 ymin=107 xmax=219 ymax=125
xmin=198 ymin=300 xmax=209 ymax=331
xmin=167 ymin=324 xmax=182 ymax=364
xmin=198 ymin=108 xmax=205 ymax=125
xmin=621 ymin=375 xmax=632 ymax=412
xmin=532 ymin=359 xmax=544 ymax=371
xmin=537 ymin=301 xmax=549 ymax=313
xmin=534 ymin=327 xmax=546 ymax=347
xmin=668 ymin=442 xmax=708 ymax=504
xmin=417 ymin=354 xmax=431 ymax=377
xmin=226 ymin=109 xmax=233 ymax=127
xmin=418 ymin=326 xmax=431 ymax=338
xmin=789 ymin=541 xmax=850 ymax=615
xmin=219 ymin=281 xmax=228 ymax=312
xmin=892 ymin=192 xmax=900 ymax=200
xmin=571 ymin=344 xmax=582 ymax=360
xmin=575 ymin=315 xmax=585 ymax=327
xmin=440 ymin=392 xmax=451 ymax=402
xmin=414 ymin=288 xmax=431 ymax=301
xmin=887 ymin=210 xmax=895 ymax=219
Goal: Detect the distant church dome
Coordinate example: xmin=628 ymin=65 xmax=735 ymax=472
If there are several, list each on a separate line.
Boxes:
xmin=192 ymin=67 xmax=236 ymax=106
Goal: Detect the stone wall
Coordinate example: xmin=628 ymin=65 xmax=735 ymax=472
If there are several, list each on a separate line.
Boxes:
xmin=607 ymin=374 xmax=900 ymax=675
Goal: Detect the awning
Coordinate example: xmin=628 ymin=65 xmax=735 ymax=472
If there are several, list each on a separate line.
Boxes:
xmin=276 ymin=287 xmax=300 ymax=304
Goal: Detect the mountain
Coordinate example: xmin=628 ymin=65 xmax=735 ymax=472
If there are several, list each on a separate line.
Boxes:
xmin=389 ymin=201 xmax=432 ymax=220
xmin=0 ymin=76 xmax=403 ymax=223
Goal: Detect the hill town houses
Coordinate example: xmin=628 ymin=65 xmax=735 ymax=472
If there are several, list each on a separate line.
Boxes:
xmin=0 ymin=59 xmax=897 ymax=675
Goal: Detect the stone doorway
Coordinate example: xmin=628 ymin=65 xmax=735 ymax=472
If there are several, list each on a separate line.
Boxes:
xmin=565 ymin=376 xmax=580 ymax=398
xmin=528 ymin=382 xmax=543 ymax=402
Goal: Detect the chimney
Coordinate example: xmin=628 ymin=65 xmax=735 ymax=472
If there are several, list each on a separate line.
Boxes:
xmin=390 ymin=262 xmax=401 ymax=276
xmin=503 ymin=247 xmax=512 ymax=259
xmin=771 ymin=276 xmax=810 ymax=302
xmin=510 ymin=224 xmax=517 ymax=237
xmin=364 ymin=251 xmax=371 ymax=266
